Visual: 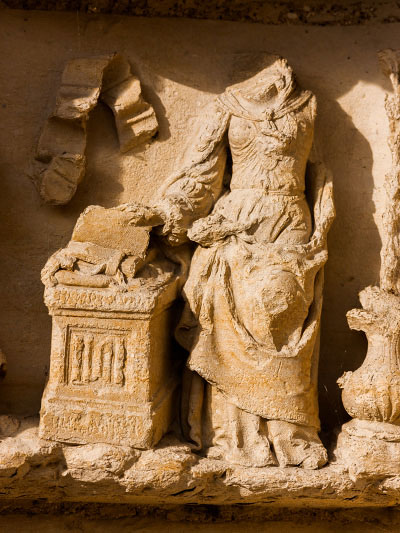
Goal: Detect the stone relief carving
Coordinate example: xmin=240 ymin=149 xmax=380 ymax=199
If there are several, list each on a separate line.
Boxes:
xmin=39 ymin=56 xmax=334 ymax=468
xmin=39 ymin=204 xmax=188 ymax=447
xmin=31 ymin=54 xmax=158 ymax=205
xmin=336 ymin=50 xmax=400 ymax=477
xmin=161 ymin=56 xmax=335 ymax=469
xmin=6 ymin=8 xmax=400 ymax=518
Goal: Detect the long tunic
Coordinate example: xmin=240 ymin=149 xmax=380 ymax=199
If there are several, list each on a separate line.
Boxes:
xmin=156 ymin=88 xmax=335 ymax=448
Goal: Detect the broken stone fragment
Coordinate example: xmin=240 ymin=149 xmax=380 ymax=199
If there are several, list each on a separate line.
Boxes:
xmin=101 ymin=77 xmax=158 ymax=152
xmin=54 ymin=270 xmax=112 ymax=288
xmin=37 ymin=153 xmax=85 ymax=206
xmin=62 ymin=442 xmax=138 ymax=476
xmin=71 ymin=205 xmax=150 ymax=258
xmin=41 ymin=204 xmax=151 ymax=289
xmin=32 ymin=53 xmax=159 ymax=205
xmin=66 ymin=241 xmax=125 ymax=276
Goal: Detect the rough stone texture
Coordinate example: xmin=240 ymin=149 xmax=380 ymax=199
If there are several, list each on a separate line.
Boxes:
xmin=39 ymin=203 xmax=182 ymax=447
xmin=4 ymin=0 xmax=400 ymax=26
xmin=336 ymin=419 xmax=400 ymax=477
xmin=378 ymin=49 xmax=400 ymax=293
xmin=2 ymin=416 xmax=400 ymax=508
xmin=2 ymin=6 xmax=400 ymax=521
xmin=37 ymin=56 xmax=335 ymax=470
xmin=39 ymin=283 xmax=179 ymax=447
xmin=0 ymin=8 xmax=394 ymax=432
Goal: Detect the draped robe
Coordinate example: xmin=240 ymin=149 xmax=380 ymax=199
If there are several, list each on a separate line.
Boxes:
xmin=156 ymin=88 xmax=334 ymax=458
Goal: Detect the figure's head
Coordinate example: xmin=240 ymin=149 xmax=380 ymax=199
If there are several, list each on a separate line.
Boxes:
xmin=229 ymin=55 xmax=295 ymax=102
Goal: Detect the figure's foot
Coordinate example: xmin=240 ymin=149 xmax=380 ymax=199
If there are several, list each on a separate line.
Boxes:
xmin=267 ymin=420 xmax=328 ymax=469
xmin=205 ymin=443 xmax=277 ymax=467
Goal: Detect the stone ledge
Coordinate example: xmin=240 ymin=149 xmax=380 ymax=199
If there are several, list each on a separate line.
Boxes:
xmin=3 ymin=1 xmax=400 ymax=26
xmin=0 ymin=416 xmax=400 ymax=508
xmin=44 ymin=280 xmax=178 ymax=315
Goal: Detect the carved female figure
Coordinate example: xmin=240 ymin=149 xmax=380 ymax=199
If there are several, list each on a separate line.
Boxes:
xmin=124 ymin=57 xmax=334 ymax=467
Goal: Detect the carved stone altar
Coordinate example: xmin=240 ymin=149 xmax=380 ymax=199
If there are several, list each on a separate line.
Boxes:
xmin=39 ymin=281 xmax=180 ymax=448
xmin=39 ymin=203 xmax=183 ymax=448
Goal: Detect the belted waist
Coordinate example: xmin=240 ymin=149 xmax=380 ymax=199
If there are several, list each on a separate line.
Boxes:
xmin=229 ymin=188 xmax=305 ymax=198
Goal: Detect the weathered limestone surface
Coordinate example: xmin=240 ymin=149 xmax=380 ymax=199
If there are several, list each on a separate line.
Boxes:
xmin=37 ymin=56 xmax=334 ymax=472
xmin=0 ymin=10 xmax=394 ymax=426
xmin=3 ymin=8 xmax=400 ymax=522
xmin=336 ymin=50 xmax=400 ymax=476
xmin=39 ymin=283 xmax=179 ymax=448
xmin=39 ymin=202 xmax=183 ymax=448
xmin=2 ymin=416 xmax=400 ymax=507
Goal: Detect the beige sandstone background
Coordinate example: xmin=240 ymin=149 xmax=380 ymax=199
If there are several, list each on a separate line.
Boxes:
xmin=0 ymin=8 xmax=398 ymax=439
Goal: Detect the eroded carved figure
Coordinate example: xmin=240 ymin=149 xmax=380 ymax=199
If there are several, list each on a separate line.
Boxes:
xmin=41 ymin=56 xmax=334 ymax=467
xmin=336 ymin=50 xmax=400 ymax=476
xmin=127 ymin=57 xmax=334 ymax=467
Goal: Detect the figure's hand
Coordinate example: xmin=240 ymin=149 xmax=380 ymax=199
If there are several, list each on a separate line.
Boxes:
xmin=300 ymin=231 xmax=324 ymax=255
xmin=117 ymin=203 xmax=166 ymax=227
xmin=188 ymin=214 xmax=248 ymax=247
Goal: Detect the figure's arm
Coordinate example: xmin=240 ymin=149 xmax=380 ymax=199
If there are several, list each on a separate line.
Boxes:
xmin=156 ymin=156 xmax=227 ymax=244
xmin=300 ymin=95 xmax=335 ymax=253
xmin=306 ymin=141 xmax=335 ymax=251
xmin=120 ymin=99 xmax=230 ymax=245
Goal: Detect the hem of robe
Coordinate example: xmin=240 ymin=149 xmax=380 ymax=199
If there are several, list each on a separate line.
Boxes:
xmin=187 ymin=357 xmax=321 ymax=429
